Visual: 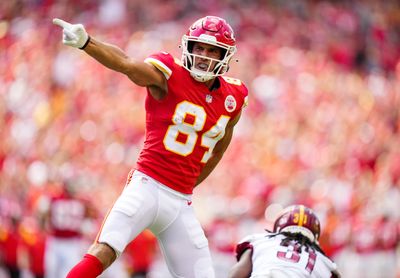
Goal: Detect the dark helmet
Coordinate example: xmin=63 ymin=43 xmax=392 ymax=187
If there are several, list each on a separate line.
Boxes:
xmin=273 ymin=205 xmax=321 ymax=242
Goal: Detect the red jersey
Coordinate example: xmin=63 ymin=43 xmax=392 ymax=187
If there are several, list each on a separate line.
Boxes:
xmin=48 ymin=193 xmax=87 ymax=238
xmin=20 ymin=228 xmax=46 ymax=276
xmin=0 ymin=225 xmax=20 ymax=268
xmin=125 ymin=230 xmax=157 ymax=272
xmin=136 ymin=52 xmax=248 ymax=194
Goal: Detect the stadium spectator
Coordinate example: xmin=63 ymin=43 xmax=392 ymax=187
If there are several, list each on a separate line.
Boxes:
xmin=124 ymin=230 xmax=157 ymax=278
xmin=0 ymin=216 xmax=22 ymax=278
xmin=19 ymin=216 xmax=46 ymax=278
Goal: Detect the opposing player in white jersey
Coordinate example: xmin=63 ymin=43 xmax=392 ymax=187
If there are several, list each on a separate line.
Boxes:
xmin=229 ymin=205 xmax=341 ymax=278
xmin=52 ymin=15 xmax=248 ymax=278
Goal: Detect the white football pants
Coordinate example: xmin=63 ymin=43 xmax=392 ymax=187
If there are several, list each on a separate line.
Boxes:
xmin=98 ymin=170 xmax=215 ymax=278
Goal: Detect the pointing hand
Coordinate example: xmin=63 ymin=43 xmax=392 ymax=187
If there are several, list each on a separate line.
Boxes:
xmin=53 ymin=18 xmax=90 ymax=49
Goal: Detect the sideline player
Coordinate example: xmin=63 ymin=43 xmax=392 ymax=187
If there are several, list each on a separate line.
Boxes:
xmin=42 ymin=181 xmax=93 ymax=278
xmin=229 ymin=205 xmax=341 ymax=278
xmin=53 ymin=15 xmax=248 ymax=278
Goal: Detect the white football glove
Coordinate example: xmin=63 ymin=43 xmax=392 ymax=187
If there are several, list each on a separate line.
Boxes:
xmin=52 ymin=18 xmax=90 ymax=49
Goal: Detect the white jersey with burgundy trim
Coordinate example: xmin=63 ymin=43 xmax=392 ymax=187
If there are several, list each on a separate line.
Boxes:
xmin=236 ymin=232 xmax=338 ymax=278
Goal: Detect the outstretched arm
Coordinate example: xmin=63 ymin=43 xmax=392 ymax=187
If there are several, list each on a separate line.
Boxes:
xmin=228 ymin=249 xmax=252 ymax=278
xmin=195 ymin=111 xmax=241 ymax=186
xmin=82 ymin=37 xmax=166 ymax=89
xmin=52 ymin=18 xmax=167 ymax=98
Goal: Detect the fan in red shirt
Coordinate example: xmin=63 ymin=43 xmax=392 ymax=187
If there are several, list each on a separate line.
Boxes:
xmin=124 ymin=230 xmax=157 ymax=278
xmin=53 ymin=15 xmax=248 ymax=278
xmin=0 ymin=216 xmax=22 ymax=278
xmin=19 ymin=216 xmax=46 ymax=278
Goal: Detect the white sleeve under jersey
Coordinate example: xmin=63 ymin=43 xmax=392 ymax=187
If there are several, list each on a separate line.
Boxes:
xmin=236 ymin=233 xmax=338 ymax=278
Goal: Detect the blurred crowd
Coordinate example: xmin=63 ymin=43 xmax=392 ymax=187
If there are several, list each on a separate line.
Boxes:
xmin=1 ymin=0 xmax=400 ymax=277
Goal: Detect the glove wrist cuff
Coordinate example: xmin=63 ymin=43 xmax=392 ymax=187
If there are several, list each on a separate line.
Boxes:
xmin=79 ymin=36 xmax=91 ymax=50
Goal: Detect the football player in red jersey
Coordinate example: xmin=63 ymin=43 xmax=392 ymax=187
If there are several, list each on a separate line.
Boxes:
xmin=42 ymin=181 xmax=94 ymax=278
xmin=229 ymin=205 xmax=341 ymax=278
xmin=53 ymin=15 xmax=248 ymax=278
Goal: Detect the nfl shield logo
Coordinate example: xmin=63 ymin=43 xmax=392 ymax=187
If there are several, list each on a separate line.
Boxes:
xmin=206 ymin=94 xmax=213 ymax=103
